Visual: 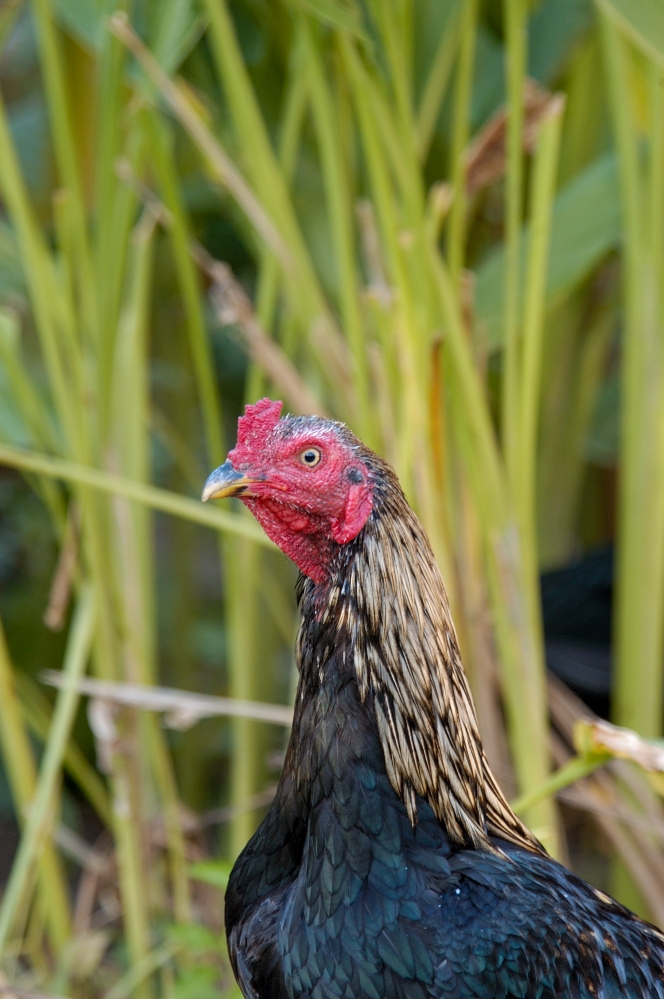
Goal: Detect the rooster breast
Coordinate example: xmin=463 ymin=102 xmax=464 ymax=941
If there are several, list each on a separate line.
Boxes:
xmin=225 ymin=630 xmax=664 ymax=999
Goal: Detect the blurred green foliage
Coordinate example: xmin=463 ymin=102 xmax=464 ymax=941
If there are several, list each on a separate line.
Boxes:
xmin=0 ymin=0 xmax=664 ymax=995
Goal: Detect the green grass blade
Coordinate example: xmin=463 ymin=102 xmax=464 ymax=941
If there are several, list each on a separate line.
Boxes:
xmin=446 ymin=0 xmax=478 ymax=283
xmin=415 ymin=0 xmax=464 ymax=160
xmin=511 ymin=752 xmax=610 ymax=815
xmin=0 ymin=585 xmax=95 ymax=960
xmin=145 ymin=110 xmax=224 ymax=467
xmin=0 ymin=618 xmax=72 ymax=954
xmin=30 ymin=0 xmax=97 ymax=336
xmin=502 ymin=0 xmax=527 ymax=486
xmin=15 ymin=671 xmax=112 ymax=826
xmin=475 ymin=153 xmax=621 ymax=351
xmin=602 ymin=16 xmax=664 ymax=737
xmin=517 ymin=98 xmax=565 ymax=582
xmin=596 ymin=0 xmax=664 ymax=69
xmin=0 ymin=443 xmax=273 ymax=545
xmin=110 ymin=14 xmax=292 ymax=269
xmin=0 ymin=90 xmax=81 ymax=457
xmin=303 ymin=21 xmax=371 ymax=438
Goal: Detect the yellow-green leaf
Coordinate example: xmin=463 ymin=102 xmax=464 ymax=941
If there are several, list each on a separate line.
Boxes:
xmin=595 ymin=0 xmax=664 ymax=67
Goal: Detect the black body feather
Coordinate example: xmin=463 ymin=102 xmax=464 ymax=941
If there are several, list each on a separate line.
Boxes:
xmin=225 ymin=428 xmax=664 ymax=999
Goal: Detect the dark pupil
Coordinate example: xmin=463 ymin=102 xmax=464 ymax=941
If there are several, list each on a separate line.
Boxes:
xmin=304 ymin=450 xmax=317 ymax=464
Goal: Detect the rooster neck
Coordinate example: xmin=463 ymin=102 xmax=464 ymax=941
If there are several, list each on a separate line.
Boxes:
xmin=293 ymin=473 xmax=543 ymax=857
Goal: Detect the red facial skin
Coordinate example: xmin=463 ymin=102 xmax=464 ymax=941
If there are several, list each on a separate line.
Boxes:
xmin=227 ymin=399 xmax=374 ymax=584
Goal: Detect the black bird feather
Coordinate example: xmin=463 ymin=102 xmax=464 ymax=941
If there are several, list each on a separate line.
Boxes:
xmin=223 ymin=417 xmax=664 ymax=999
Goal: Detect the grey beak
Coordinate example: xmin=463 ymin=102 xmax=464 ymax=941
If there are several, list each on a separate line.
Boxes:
xmin=201 ymin=461 xmax=252 ymax=502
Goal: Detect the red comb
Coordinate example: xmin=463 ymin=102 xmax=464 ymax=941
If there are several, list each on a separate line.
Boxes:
xmin=229 ymin=398 xmax=283 ymax=463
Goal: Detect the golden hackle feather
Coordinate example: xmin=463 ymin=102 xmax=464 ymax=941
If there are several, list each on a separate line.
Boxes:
xmin=314 ymin=445 xmax=545 ymax=856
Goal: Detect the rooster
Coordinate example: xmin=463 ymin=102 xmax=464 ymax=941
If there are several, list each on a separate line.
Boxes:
xmin=203 ymin=398 xmax=664 ymax=999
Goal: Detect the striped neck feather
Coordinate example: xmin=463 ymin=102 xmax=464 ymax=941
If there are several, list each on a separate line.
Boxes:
xmin=308 ymin=466 xmax=544 ymax=856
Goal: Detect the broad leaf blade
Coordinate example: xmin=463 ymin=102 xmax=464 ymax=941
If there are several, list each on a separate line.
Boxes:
xmin=151 ymin=0 xmax=206 ymax=76
xmin=529 ymin=0 xmax=595 ymax=84
xmin=51 ymin=0 xmax=108 ymax=50
xmin=53 ymin=0 xmax=205 ymax=72
xmin=595 ymin=0 xmax=664 ymax=67
xmin=287 ymin=0 xmax=369 ymax=42
xmin=475 ymin=153 xmax=621 ymax=351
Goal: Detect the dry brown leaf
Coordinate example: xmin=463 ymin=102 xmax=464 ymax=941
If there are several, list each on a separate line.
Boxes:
xmin=465 ymin=80 xmax=560 ymax=198
xmin=576 ymin=718 xmax=664 ymax=773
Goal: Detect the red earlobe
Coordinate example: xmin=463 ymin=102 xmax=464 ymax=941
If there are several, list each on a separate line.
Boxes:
xmin=330 ymin=482 xmax=373 ymax=545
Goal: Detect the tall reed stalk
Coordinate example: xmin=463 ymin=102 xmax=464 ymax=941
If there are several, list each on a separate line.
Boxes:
xmin=600 ymin=15 xmax=664 ymax=739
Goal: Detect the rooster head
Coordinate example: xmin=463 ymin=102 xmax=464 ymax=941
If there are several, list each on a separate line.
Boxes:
xmin=202 ymin=399 xmax=374 ymax=582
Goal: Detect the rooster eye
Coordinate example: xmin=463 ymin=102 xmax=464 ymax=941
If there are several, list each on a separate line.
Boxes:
xmin=299 ymin=447 xmax=322 ymax=467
